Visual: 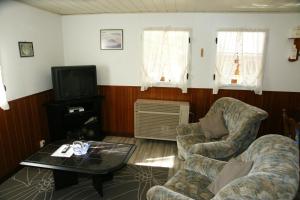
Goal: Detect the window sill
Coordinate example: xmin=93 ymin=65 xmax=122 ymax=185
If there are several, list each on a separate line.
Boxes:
xmin=219 ymin=84 xmax=256 ymax=91
xmin=152 ymin=82 xmax=180 ymax=88
xmin=141 ymin=81 xmax=187 ymax=92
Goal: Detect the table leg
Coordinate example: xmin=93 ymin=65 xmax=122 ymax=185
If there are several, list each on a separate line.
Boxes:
xmin=53 ymin=170 xmax=78 ymax=190
xmin=92 ymin=176 xmax=103 ymax=196
xmin=92 ymin=173 xmax=113 ymax=197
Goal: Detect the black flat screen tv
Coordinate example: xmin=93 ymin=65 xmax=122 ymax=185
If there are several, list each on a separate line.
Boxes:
xmin=51 ymin=65 xmax=97 ymax=101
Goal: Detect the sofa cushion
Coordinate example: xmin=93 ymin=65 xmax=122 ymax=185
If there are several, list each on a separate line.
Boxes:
xmin=177 ymin=134 xmax=207 ymax=159
xmin=207 ymin=158 xmax=253 ymax=194
xmin=165 ymin=169 xmax=214 ymax=200
xmin=200 ymin=112 xmax=228 ymax=139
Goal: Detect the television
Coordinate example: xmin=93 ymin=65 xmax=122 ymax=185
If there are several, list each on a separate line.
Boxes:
xmin=51 ymin=65 xmax=97 ymax=101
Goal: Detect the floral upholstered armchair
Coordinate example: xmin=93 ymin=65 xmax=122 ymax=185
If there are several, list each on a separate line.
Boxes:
xmin=177 ymin=97 xmax=268 ymax=160
xmin=147 ymin=134 xmax=299 ymax=200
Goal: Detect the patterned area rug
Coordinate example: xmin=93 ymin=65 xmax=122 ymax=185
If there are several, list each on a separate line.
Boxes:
xmin=0 ymin=165 xmax=168 ymax=200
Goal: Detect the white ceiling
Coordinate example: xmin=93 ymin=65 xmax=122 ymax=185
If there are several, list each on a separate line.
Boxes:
xmin=16 ymin=0 xmax=300 ymax=15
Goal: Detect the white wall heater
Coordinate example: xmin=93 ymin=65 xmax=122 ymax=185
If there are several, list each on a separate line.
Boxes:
xmin=134 ymin=99 xmax=189 ymax=141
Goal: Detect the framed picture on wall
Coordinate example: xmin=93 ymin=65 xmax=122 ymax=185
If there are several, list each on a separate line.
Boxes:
xmin=100 ymin=29 xmax=123 ymax=50
xmin=18 ymin=42 xmax=34 ymax=57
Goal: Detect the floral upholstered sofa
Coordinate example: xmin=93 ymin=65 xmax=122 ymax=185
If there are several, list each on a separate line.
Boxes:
xmin=147 ymin=134 xmax=299 ymax=200
xmin=177 ymin=97 xmax=268 ymax=160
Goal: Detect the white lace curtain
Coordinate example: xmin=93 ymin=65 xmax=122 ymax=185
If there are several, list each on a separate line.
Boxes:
xmin=141 ymin=29 xmax=190 ymax=93
xmin=213 ymin=30 xmax=267 ymax=95
xmin=0 ymin=64 xmax=9 ymax=110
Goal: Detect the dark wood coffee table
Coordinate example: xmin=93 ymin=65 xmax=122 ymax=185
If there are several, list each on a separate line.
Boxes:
xmin=20 ymin=140 xmax=136 ymax=196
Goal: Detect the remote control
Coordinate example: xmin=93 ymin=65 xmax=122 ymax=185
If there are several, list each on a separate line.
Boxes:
xmin=61 ymin=145 xmax=70 ymax=153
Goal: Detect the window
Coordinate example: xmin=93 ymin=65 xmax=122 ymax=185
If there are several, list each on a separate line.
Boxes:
xmin=0 ymin=65 xmax=9 ymax=110
xmin=141 ymin=29 xmax=190 ymax=93
xmin=213 ymin=30 xmax=267 ymax=94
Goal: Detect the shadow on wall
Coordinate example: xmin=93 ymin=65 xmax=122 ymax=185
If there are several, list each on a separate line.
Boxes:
xmin=98 ymin=65 xmax=110 ymax=85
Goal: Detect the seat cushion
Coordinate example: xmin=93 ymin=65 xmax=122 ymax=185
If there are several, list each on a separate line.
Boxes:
xmin=208 ymin=158 xmax=253 ymax=194
xmin=200 ymin=111 xmax=229 ymax=139
xmin=177 ymin=134 xmax=206 ymax=159
xmin=165 ymin=169 xmax=214 ymax=200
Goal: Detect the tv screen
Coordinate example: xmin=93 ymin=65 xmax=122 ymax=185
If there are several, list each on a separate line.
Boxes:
xmin=51 ymin=65 xmax=97 ymax=101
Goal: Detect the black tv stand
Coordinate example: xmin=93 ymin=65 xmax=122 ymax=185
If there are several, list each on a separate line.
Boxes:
xmin=46 ymin=96 xmax=103 ymax=142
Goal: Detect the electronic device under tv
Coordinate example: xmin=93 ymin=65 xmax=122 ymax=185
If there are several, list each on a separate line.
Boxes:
xmin=51 ymin=65 xmax=97 ymax=101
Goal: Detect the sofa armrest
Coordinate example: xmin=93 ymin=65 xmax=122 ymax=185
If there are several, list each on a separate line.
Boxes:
xmin=184 ymin=154 xmax=227 ymax=181
xmin=189 ymin=141 xmax=236 ymax=160
xmin=211 ymin=174 xmax=297 ymax=200
xmin=176 ymin=123 xmax=203 ymax=136
xmin=147 ymin=185 xmax=193 ymax=200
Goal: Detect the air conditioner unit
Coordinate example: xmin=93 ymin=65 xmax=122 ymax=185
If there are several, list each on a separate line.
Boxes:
xmin=134 ymin=99 xmax=189 ymax=141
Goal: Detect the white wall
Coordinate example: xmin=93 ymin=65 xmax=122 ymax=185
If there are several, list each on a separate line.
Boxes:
xmin=0 ymin=1 xmax=64 ymax=100
xmin=62 ymin=13 xmax=300 ymax=92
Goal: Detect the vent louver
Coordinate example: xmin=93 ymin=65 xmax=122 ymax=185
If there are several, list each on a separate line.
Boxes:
xmin=134 ymin=99 xmax=189 ymax=141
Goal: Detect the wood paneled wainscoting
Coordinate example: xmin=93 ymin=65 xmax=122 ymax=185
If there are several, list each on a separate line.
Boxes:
xmin=99 ymin=85 xmax=300 ymax=138
xmin=0 ymin=90 xmax=53 ymax=182
xmin=1 ymin=86 xmax=300 ymax=181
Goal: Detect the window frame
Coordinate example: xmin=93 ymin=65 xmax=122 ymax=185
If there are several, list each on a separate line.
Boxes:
xmin=141 ymin=28 xmax=192 ymax=92
xmin=214 ymin=28 xmax=268 ymax=94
